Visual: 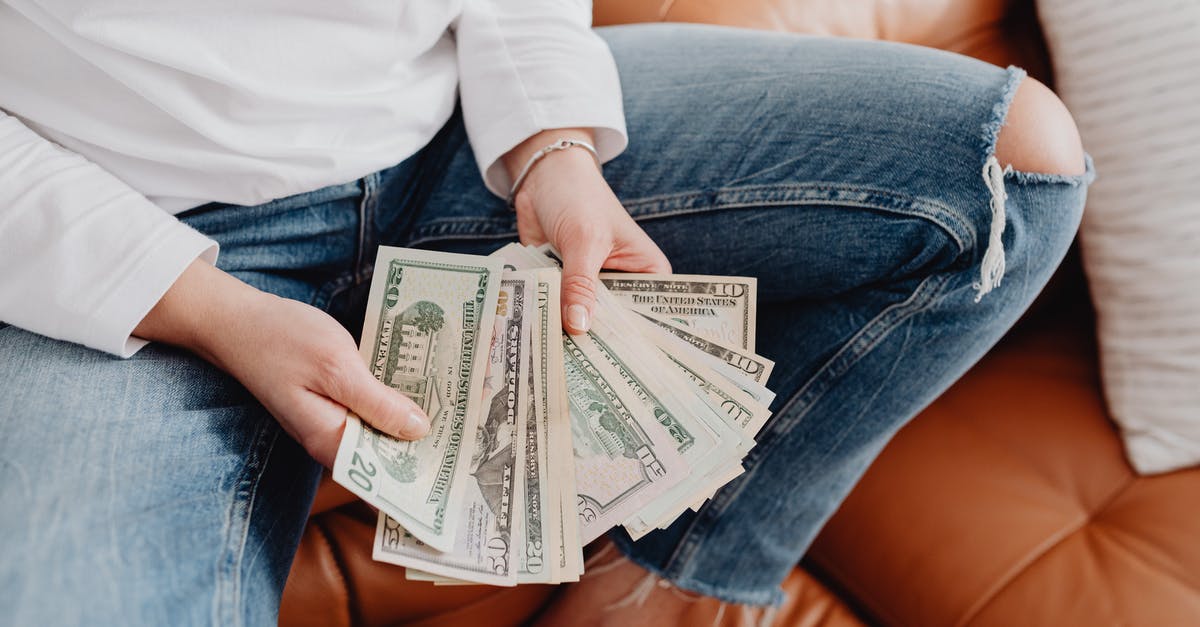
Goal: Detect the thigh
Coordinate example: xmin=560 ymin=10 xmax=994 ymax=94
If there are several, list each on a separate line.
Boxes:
xmin=403 ymin=25 xmax=1021 ymax=298
xmin=401 ymin=26 xmax=1082 ymax=386
xmin=0 ymin=188 xmax=362 ymax=625
xmin=0 ymin=325 xmax=319 ymax=626
xmin=598 ymin=27 xmax=1088 ymax=598
xmin=599 ymin=24 xmax=1024 ymax=298
xmin=591 ymin=24 xmax=1085 ymax=407
xmin=376 ymin=25 xmax=1087 ymax=601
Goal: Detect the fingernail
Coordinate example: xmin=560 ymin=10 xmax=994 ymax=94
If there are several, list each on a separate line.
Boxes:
xmin=405 ymin=410 xmax=430 ymax=438
xmin=566 ymin=304 xmax=589 ymax=334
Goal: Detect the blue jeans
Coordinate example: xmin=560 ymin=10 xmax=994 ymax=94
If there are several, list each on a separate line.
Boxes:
xmin=0 ymin=25 xmax=1091 ymax=623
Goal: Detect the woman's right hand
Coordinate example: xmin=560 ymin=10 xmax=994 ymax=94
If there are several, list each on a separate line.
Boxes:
xmin=134 ymin=259 xmax=430 ymax=467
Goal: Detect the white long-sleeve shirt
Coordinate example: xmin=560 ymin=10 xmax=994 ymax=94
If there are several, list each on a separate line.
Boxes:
xmin=0 ymin=0 xmax=626 ymax=357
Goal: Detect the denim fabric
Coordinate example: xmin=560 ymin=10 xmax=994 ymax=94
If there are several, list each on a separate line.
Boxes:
xmin=0 ymin=24 xmax=1091 ymax=624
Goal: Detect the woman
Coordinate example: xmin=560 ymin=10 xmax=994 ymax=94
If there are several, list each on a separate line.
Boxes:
xmin=0 ymin=1 xmax=1090 ymax=624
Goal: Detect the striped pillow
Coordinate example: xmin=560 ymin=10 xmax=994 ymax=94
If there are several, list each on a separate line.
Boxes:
xmin=1038 ymin=0 xmax=1200 ymax=474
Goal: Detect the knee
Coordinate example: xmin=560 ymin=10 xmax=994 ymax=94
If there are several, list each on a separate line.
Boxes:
xmin=993 ymin=77 xmax=1086 ymax=176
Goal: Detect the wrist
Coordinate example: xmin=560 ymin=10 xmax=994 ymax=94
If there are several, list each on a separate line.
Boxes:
xmin=133 ymin=259 xmax=265 ymax=363
xmin=503 ymin=129 xmax=598 ymax=208
xmin=502 ymin=128 xmax=595 ymax=180
xmin=513 ymin=146 xmax=602 ymax=213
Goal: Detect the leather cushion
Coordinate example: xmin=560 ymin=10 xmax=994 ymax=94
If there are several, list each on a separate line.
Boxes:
xmin=283 ymin=495 xmax=866 ymax=626
xmin=594 ymin=0 xmax=1051 ymax=79
xmin=807 ymin=303 xmax=1200 ymax=625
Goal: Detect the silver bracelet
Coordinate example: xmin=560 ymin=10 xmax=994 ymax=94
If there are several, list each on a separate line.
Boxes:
xmin=506 ymin=138 xmax=601 ymax=208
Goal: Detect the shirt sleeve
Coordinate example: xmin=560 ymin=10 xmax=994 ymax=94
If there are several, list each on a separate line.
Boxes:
xmin=0 ymin=111 xmax=217 ymax=357
xmin=453 ymin=0 xmax=627 ymax=197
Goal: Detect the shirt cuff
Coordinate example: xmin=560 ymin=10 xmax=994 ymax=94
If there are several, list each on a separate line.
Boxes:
xmin=86 ymin=221 xmax=218 ymax=358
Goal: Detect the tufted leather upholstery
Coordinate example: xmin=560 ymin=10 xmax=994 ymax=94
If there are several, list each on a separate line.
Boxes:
xmin=806 ymin=272 xmax=1200 ymax=625
xmin=281 ymin=2 xmax=1200 ymax=625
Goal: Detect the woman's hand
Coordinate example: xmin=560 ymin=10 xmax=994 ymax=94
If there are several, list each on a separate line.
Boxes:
xmin=134 ymin=260 xmax=430 ymax=467
xmin=504 ymin=128 xmax=670 ymax=335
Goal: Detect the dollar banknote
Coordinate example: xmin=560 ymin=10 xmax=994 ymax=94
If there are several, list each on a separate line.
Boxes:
xmin=349 ymin=244 xmax=777 ymax=586
xmin=529 ymin=270 xmax=583 ymax=582
xmin=513 ymin=271 xmax=559 ymax=584
xmin=562 ymin=332 xmax=687 ymax=545
xmin=638 ymin=313 xmax=774 ymax=385
xmin=493 ymin=246 xmax=585 ymax=582
xmin=642 ymin=312 xmax=777 ymax=409
xmin=633 ymin=313 xmax=773 ymax=442
xmin=493 ymin=244 xmax=691 ymax=546
xmin=374 ymin=274 xmax=533 ymax=585
xmin=600 ymin=273 xmax=758 ymax=352
xmin=622 ymin=316 xmax=773 ymax=537
xmin=401 ymin=272 xmax=581 ymax=587
xmin=403 ymin=568 xmax=472 ymax=585
xmin=515 ymin=322 xmax=549 ymax=583
xmin=583 ymin=307 xmax=742 ymax=536
xmin=333 ymin=247 xmax=503 ymax=552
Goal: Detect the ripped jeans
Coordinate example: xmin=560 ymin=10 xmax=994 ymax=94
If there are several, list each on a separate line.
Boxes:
xmin=0 ymin=24 xmax=1091 ymax=624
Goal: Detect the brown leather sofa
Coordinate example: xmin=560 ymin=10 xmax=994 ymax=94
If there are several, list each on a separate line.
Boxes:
xmin=280 ymin=1 xmax=1200 ymax=625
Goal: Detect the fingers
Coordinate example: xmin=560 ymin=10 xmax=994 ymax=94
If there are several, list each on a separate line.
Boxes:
xmin=323 ymin=356 xmax=431 ymax=441
xmin=560 ymin=235 xmax=610 ymax=335
xmin=275 ymin=359 xmax=431 ymax=468
xmin=284 ymin=393 xmax=350 ymax=468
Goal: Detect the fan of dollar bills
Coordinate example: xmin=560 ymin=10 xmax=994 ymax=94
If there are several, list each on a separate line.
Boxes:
xmin=331 ymin=243 xmax=776 ymax=586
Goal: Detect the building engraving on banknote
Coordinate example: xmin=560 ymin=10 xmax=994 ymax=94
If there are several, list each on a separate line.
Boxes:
xmin=367 ymin=259 xmax=492 ymax=528
xmin=375 ymin=276 xmax=528 ymax=583
xmin=334 ymin=248 xmax=502 ymax=553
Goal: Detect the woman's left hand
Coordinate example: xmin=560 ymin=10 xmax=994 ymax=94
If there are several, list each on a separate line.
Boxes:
xmin=504 ymin=128 xmax=671 ymax=335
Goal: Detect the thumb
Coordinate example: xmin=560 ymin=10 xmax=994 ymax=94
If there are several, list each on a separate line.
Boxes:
xmin=334 ymin=362 xmax=431 ymax=440
xmin=560 ymin=236 xmax=610 ymax=335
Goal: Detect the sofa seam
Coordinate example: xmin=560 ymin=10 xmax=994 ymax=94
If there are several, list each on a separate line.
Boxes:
xmin=802 ymin=554 xmax=904 ymax=627
xmin=954 ymin=474 xmax=1140 ymax=626
xmin=1089 ymin=505 xmax=1200 ymax=599
xmin=312 ymin=516 xmax=356 ymax=627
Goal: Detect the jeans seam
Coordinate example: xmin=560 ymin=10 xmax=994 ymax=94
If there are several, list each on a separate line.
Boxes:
xmin=213 ymin=419 xmax=279 ymax=627
xmin=404 ymin=182 xmax=976 ymax=257
xmin=355 ymin=173 xmax=380 ymax=285
xmin=654 ymin=271 xmax=952 ymax=587
xmin=405 ymin=218 xmax=516 ymax=247
xmin=403 ymin=182 xmax=974 ymax=255
xmin=312 ymin=272 xmax=357 ymax=313
xmin=622 ymin=183 xmax=975 ymax=255
xmin=1006 ymin=158 xmax=1095 ymax=187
